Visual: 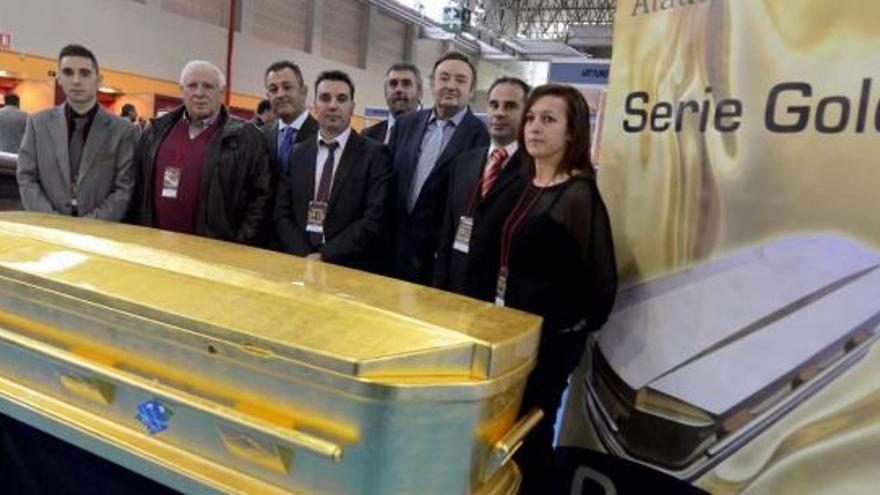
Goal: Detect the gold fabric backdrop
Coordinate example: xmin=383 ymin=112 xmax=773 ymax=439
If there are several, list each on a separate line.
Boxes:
xmin=596 ymin=2 xmax=880 ymax=493
xmin=600 ymin=0 xmax=880 ymax=283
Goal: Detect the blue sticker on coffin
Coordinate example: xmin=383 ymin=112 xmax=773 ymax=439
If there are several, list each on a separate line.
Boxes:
xmin=136 ymin=398 xmax=173 ymax=435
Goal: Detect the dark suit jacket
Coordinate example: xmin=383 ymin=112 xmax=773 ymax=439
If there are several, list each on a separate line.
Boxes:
xmin=388 ymin=107 xmax=489 ymax=283
xmin=362 ymin=120 xmax=389 ymax=143
xmin=261 ymin=113 xmax=319 ymax=247
xmin=434 ymin=147 xmax=529 ymax=299
xmin=275 ymin=130 xmax=392 ymax=272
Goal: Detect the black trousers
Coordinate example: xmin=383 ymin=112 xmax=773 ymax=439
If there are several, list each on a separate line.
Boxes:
xmin=514 ymin=328 xmax=589 ymax=495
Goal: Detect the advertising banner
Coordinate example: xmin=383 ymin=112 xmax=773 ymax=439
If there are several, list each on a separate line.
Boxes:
xmin=577 ymin=1 xmax=880 ymax=493
xmin=601 ymin=0 xmax=880 ymax=279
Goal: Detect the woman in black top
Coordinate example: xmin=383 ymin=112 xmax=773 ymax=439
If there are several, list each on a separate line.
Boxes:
xmin=503 ymin=84 xmax=618 ymax=493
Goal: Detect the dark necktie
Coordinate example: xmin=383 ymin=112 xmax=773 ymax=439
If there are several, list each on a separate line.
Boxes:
xmin=278 ymin=126 xmax=297 ymax=174
xmin=481 ymin=148 xmax=509 ymax=198
xmin=309 ymin=140 xmax=340 ymax=248
xmin=69 ymin=115 xmax=87 ymax=198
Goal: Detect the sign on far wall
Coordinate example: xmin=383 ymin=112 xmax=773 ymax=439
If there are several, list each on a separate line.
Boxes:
xmin=548 ymin=61 xmax=610 ymax=86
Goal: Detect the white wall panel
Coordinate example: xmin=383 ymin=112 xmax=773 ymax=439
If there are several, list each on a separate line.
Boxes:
xmin=320 ymin=0 xmax=365 ymax=68
xmin=250 ymin=0 xmax=308 ymax=51
xmin=367 ymin=10 xmax=405 ymax=72
xmin=0 ymin=0 xmax=391 ymax=108
xmin=161 ymin=0 xmax=231 ymax=28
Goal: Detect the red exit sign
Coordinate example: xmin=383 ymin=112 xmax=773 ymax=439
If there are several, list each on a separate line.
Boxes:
xmin=0 ymin=33 xmax=10 ymax=50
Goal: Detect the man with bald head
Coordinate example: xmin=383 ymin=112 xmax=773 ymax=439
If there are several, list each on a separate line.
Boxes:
xmin=130 ymin=60 xmax=272 ymax=245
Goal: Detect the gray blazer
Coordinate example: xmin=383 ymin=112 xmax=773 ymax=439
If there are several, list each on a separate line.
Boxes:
xmin=0 ymin=106 xmax=27 ymax=153
xmin=16 ymin=104 xmax=136 ymax=221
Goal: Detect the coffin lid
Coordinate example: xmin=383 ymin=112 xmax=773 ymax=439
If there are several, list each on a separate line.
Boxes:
xmin=597 ymin=234 xmax=880 ymax=416
xmin=0 ymin=213 xmax=541 ymax=382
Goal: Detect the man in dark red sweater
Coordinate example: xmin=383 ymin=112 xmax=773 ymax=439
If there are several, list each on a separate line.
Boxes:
xmin=130 ymin=61 xmax=272 ymax=245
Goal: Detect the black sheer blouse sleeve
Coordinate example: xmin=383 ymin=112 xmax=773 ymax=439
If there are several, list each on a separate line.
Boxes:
xmin=551 ymin=176 xmax=619 ymax=331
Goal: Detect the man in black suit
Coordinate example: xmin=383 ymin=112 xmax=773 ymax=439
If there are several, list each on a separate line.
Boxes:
xmin=434 ymin=77 xmax=531 ymax=299
xmin=261 ymin=60 xmax=319 ymax=247
xmin=275 ymin=70 xmax=392 ymax=273
xmin=262 ymin=61 xmax=319 ymax=176
xmin=388 ymin=51 xmax=490 ymax=284
xmin=362 ymin=63 xmax=422 ymax=144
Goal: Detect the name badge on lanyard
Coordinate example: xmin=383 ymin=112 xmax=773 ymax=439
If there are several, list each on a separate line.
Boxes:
xmin=307 ymin=200 xmax=328 ymax=234
xmin=161 ymin=167 xmax=182 ymax=199
xmin=453 ymin=216 xmax=474 ymax=254
xmin=495 ymin=266 xmax=509 ymax=306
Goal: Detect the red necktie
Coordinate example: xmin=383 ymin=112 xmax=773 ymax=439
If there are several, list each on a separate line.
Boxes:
xmin=481 ymin=148 xmax=509 ymax=197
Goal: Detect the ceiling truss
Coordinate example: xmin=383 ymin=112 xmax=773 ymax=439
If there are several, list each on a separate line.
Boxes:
xmin=473 ymin=0 xmax=615 ymax=40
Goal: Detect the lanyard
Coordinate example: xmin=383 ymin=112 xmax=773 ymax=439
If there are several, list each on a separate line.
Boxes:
xmin=314 ymin=145 xmax=340 ymax=202
xmin=463 ymin=176 xmax=485 ymax=217
xmin=494 ymin=185 xmax=543 ymax=305
xmin=499 ymin=185 xmax=543 ymax=273
xmin=174 ymin=120 xmax=187 ymax=167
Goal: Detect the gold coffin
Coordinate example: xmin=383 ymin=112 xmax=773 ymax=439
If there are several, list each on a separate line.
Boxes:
xmin=0 ymin=212 xmax=542 ymax=494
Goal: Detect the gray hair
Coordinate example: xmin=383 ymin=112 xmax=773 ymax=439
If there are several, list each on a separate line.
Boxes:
xmin=179 ymin=60 xmax=226 ymax=89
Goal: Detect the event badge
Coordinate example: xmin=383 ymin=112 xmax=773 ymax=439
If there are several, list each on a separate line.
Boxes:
xmin=453 ymin=216 xmax=474 ymax=254
xmin=307 ymin=200 xmax=328 ymax=234
xmin=495 ymin=267 xmax=508 ymax=306
xmin=162 ymin=167 xmax=181 ymax=199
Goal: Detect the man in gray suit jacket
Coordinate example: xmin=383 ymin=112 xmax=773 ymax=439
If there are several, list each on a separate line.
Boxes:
xmin=16 ymin=44 xmax=135 ymax=220
xmin=0 ymin=94 xmax=28 ymax=153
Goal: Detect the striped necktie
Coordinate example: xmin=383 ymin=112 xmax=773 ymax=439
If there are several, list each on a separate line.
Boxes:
xmin=481 ymin=148 xmax=509 ymax=198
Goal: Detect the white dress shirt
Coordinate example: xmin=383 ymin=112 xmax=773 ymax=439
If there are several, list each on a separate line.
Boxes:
xmin=314 ymin=127 xmax=353 ymax=196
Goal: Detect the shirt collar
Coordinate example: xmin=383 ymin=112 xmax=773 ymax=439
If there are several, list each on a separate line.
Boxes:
xmin=488 ymin=141 xmax=518 ymax=160
xmin=66 ymin=102 xmax=99 ymax=121
xmin=280 ymin=109 xmax=309 ymax=132
xmin=183 ymin=108 xmax=220 ymax=128
xmin=317 ymin=126 xmax=352 ymax=151
xmin=429 ymin=106 xmax=469 ymax=127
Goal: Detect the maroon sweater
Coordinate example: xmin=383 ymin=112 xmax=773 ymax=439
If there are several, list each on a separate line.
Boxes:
xmin=152 ymin=118 xmax=217 ymax=234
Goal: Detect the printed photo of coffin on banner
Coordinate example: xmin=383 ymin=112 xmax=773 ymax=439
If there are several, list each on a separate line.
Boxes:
xmin=557 ymin=1 xmax=880 ymax=494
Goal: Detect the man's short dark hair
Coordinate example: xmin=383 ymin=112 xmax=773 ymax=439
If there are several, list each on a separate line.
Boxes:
xmin=4 ymin=94 xmax=20 ymax=107
xmin=264 ymin=60 xmax=305 ymax=88
xmin=431 ymin=51 xmax=477 ymax=90
xmin=314 ymin=70 xmax=355 ymax=100
xmin=257 ymin=99 xmax=272 ymax=114
xmin=386 ymin=62 xmax=423 ymax=91
xmin=120 ymin=103 xmax=137 ymax=118
xmin=58 ymin=44 xmax=99 ymax=72
xmin=488 ymin=77 xmax=531 ymax=101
